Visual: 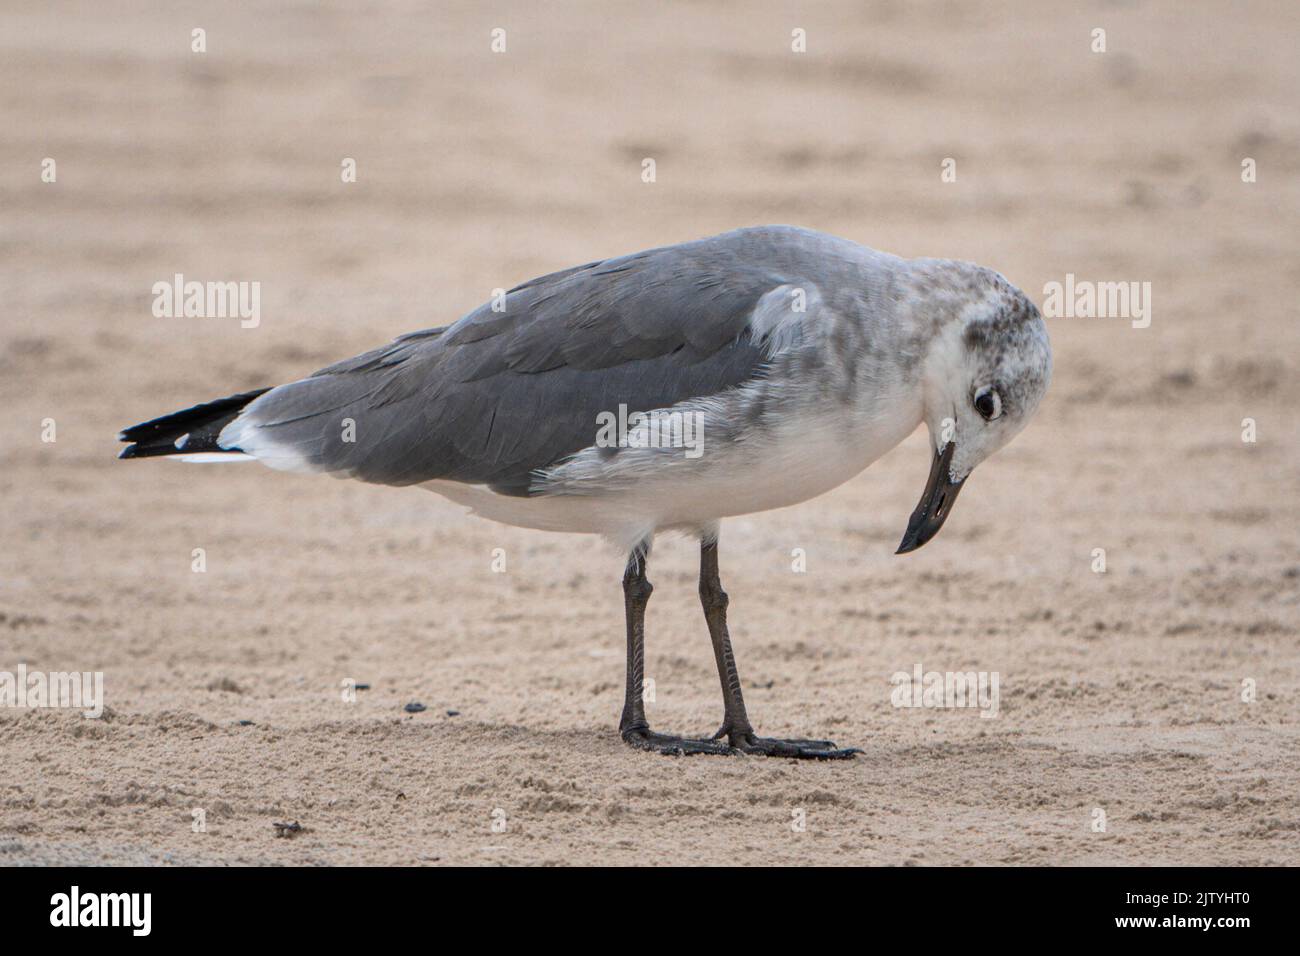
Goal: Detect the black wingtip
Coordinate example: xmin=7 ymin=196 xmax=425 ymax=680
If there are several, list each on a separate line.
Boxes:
xmin=117 ymin=388 xmax=270 ymax=444
xmin=117 ymin=441 xmax=183 ymax=460
xmin=115 ymin=387 xmax=271 ymax=461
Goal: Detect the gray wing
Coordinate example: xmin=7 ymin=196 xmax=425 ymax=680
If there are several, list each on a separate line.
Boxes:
xmin=223 ymin=226 xmax=833 ymax=492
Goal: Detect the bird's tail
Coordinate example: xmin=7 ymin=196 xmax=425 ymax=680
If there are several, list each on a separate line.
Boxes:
xmin=117 ymin=388 xmax=271 ymax=460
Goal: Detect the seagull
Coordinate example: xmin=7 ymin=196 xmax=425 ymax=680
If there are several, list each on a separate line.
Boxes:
xmin=119 ymin=225 xmax=1051 ymax=759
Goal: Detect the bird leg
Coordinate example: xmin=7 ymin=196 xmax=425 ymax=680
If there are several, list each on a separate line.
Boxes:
xmin=619 ymin=545 xmax=733 ymax=756
xmin=616 ymin=539 xmax=858 ymax=760
xmin=698 ymin=538 xmax=859 ymax=759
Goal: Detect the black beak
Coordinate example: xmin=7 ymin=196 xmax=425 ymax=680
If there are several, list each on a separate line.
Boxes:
xmin=896 ymin=441 xmax=966 ymax=554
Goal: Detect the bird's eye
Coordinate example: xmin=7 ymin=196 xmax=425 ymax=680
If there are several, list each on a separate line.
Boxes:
xmin=974 ymin=386 xmax=1002 ymax=421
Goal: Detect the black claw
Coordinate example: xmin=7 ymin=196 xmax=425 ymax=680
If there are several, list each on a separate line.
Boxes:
xmin=621 ymin=727 xmax=735 ymax=756
xmin=730 ymin=734 xmax=861 ymax=759
xmin=622 ymin=727 xmax=859 ymax=760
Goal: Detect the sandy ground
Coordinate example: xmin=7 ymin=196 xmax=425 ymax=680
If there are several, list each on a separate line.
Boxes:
xmin=2 ymin=1 xmax=1298 ymax=866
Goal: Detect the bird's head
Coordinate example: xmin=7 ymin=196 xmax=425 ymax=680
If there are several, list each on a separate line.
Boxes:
xmin=897 ymin=263 xmax=1052 ymax=554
